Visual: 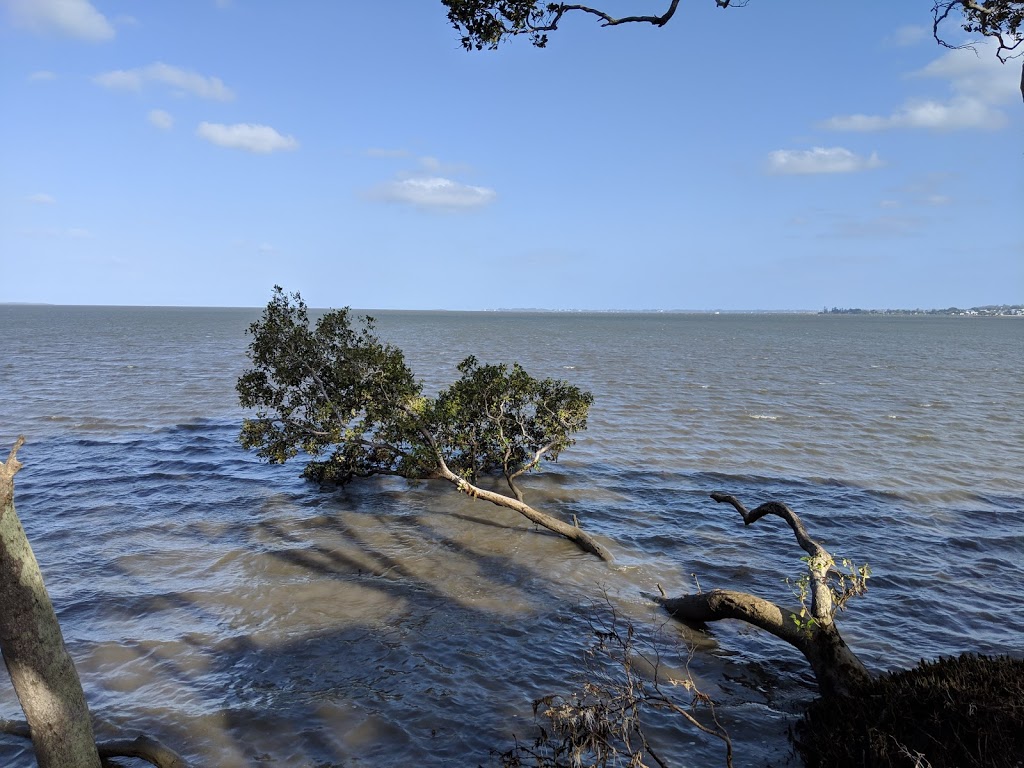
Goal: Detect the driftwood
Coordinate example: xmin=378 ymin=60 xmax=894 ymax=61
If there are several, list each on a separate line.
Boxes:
xmin=1 ymin=438 xmax=190 ymax=768
xmin=660 ymin=492 xmax=871 ymax=698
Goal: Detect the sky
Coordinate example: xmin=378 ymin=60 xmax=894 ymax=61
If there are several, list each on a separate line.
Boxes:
xmin=1 ymin=0 xmax=1021 ymax=311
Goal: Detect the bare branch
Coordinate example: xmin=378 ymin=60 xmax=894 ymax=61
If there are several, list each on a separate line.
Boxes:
xmin=710 ymin=492 xmax=835 ymax=621
xmin=662 ymin=588 xmax=807 ymax=647
xmin=542 ymin=0 xmax=683 ymax=30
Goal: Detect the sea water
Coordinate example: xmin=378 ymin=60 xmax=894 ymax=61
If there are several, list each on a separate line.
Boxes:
xmin=1 ymin=306 xmax=1021 ymax=767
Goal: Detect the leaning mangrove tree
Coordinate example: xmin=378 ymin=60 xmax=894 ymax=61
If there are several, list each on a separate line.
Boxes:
xmin=237 ymin=287 xmax=611 ymax=561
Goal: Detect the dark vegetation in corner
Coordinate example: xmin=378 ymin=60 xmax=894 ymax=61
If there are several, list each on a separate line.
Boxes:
xmin=794 ymin=654 xmax=1024 ymax=768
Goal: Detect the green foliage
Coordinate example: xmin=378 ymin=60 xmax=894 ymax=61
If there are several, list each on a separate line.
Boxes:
xmin=237 ymin=288 xmax=593 ymax=490
xmin=795 ymin=654 xmax=1024 ymax=768
xmin=432 ymin=355 xmax=593 ymax=482
xmin=787 ymin=556 xmax=871 ymax=636
xmin=237 ymin=286 xmax=428 ymax=483
xmin=443 ymin=0 xmax=560 ymax=49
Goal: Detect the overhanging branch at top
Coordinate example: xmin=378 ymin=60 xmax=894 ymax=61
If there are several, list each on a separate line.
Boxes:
xmin=444 ymin=0 xmax=740 ymax=50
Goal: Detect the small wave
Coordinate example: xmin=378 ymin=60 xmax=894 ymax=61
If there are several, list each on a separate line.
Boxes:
xmin=748 ymin=414 xmax=778 ymax=421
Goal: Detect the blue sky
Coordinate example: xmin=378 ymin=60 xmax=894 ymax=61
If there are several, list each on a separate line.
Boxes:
xmin=1 ymin=1 xmax=1021 ymax=310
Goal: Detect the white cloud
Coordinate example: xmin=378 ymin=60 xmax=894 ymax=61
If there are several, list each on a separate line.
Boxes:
xmin=767 ymin=147 xmax=883 ymax=175
xmin=94 ymin=69 xmax=142 ymax=89
xmin=822 ymin=97 xmax=1006 ymax=131
xmin=372 ymin=176 xmax=497 ymax=211
xmin=27 ymin=192 xmax=56 ymax=204
xmin=95 ymin=63 xmax=234 ymax=101
xmin=196 ymin=122 xmax=299 ymax=153
xmin=823 ymin=39 xmax=1017 ymax=132
xmin=28 ymin=70 xmax=57 ymax=81
xmin=915 ymin=45 xmax=1021 ymax=105
xmin=890 ymin=25 xmax=928 ymax=47
xmin=147 ymin=109 xmax=174 ymax=130
xmin=365 ymin=148 xmax=410 ymax=159
xmin=3 ymin=0 xmax=114 ymax=41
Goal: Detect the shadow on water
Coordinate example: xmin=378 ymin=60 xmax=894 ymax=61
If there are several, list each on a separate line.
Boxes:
xmin=2 ymin=423 xmax=1021 ymax=766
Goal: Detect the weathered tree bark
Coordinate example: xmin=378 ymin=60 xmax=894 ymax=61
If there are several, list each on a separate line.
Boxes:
xmin=660 ymin=492 xmax=871 ymax=698
xmin=0 ymin=437 xmax=102 ymax=768
xmin=0 ymin=439 xmax=190 ymax=768
xmin=436 ymin=463 xmax=614 ymax=562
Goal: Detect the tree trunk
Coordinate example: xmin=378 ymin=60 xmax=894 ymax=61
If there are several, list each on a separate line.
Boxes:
xmin=0 ymin=437 xmax=102 ymax=768
xmin=437 ymin=465 xmax=613 ymax=561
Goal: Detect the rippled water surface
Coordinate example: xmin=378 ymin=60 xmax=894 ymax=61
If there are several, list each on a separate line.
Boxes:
xmin=1 ymin=306 xmax=1022 ymax=767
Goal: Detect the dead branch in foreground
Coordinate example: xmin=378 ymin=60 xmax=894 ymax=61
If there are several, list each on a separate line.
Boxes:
xmin=493 ymin=603 xmax=733 ymax=768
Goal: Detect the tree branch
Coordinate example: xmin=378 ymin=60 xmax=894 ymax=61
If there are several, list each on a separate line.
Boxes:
xmin=544 ymin=0 xmax=683 ymax=30
xmin=709 ymin=492 xmax=835 ymax=622
xmin=660 ymin=493 xmax=872 ymax=697
xmin=438 ymin=465 xmax=613 ymax=561
xmin=661 ymin=589 xmax=807 ymax=649
xmin=0 ymin=721 xmax=189 ymax=768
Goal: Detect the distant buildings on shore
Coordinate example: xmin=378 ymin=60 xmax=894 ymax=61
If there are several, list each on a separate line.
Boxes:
xmin=820 ymin=305 xmax=1023 ymax=316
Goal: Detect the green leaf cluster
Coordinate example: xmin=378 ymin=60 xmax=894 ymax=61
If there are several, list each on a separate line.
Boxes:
xmin=433 ymin=355 xmax=593 ymax=483
xmin=443 ymin=0 xmax=560 ymax=49
xmin=237 ymin=288 xmax=593 ymax=491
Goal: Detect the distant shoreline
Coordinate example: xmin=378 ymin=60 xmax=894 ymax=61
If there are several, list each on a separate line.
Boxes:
xmin=820 ymin=304 xmax=1023 ymax=317
xmin=2 ymin=302 xmax=1020 ymax=316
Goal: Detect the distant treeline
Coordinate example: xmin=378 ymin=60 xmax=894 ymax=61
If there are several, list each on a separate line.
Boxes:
xmin=821 ymin=305 xmax=1024 ymax=317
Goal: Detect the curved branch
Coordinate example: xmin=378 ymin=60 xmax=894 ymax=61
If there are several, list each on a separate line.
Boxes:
xmin=660 ymin=493 xmax=872 ymax=697
xmin=710 ymin=492 xmax=835 ymax=623
xmin=544 ymin=0 xmax=683 ymax=30
xmin=662 ymin=589 xmax=807 ymax=649
xmin=0 ymin=721 xmax=189 ymax=768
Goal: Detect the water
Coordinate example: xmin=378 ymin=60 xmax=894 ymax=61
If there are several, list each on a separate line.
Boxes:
xmin=1 ymin=306 xmax=1022 ymax=767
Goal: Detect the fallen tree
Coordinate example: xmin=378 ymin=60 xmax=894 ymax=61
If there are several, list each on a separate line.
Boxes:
xmin=659 ymin=492 xmax=872 ymax=699
xmin=0 ymin=437 xmax=188 ymax=768
xmin=237 ymin=287 xmax=612 ymax=561
xmin=658 ymin=492 xmax=1024 ymax=766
